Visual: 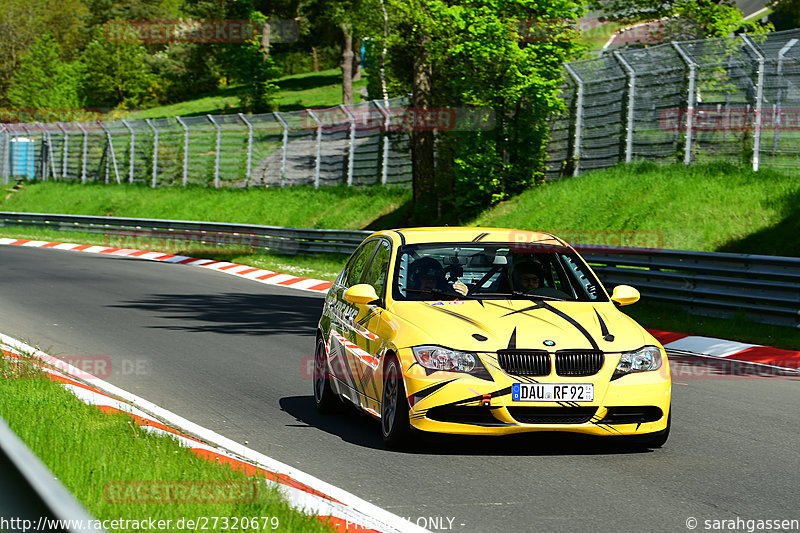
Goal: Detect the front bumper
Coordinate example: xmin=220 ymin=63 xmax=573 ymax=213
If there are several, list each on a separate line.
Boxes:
xmin=403 ymin=349 xmax=672 ymax=437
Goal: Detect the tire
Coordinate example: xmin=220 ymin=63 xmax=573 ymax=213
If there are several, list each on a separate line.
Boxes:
xmin=313 ymin=336 xmax=339 ymax=414
xmin=634 ymin=409 xmax=670 ymax=448
xmin=381 ymin=356 xmax=410 ymax=447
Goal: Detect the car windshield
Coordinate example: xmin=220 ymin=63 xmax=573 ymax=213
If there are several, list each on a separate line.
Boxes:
xmin=392 ymin=242 xmax=607 ymax=302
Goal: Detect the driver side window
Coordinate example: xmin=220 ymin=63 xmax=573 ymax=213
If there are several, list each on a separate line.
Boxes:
xmin=344 ymin=241 xmax=378 ymax=288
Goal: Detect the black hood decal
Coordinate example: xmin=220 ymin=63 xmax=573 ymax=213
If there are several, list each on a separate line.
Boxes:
xmin=594 ymin=308 xmax=615 ymax=342
xmin=507 ymin=327 xmax=517 ymax=350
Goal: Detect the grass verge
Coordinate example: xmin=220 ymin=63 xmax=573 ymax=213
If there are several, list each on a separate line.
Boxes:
xmin=0 ymin=355 xmax=333 ymax=533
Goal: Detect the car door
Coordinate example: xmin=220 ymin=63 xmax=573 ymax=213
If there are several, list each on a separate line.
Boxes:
xmin=327 ymin=239 xmax=379 ymax=406
xmin=348 ymin=238 xmax=393 ymax=416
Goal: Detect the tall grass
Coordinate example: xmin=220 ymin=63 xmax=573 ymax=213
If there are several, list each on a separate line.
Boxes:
xmin=0 ymin=181 xmax=410 ymax=230
xmin=472 ymin=162 xmax=800 ymax=256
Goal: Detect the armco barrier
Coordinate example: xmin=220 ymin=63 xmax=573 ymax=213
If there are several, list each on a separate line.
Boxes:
xmin=1 ymin=211 xmax=798 ymax=328
xmin=0 ymin=415 xmax=102 ymax=533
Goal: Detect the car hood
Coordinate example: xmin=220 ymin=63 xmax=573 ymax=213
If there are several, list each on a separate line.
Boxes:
xmin=386 ymin=299 xmax=653 ymax=353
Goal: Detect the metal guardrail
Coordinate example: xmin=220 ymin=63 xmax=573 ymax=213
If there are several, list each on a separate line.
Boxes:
xmin=576 ymin=246 xmax=800 ymax=329
xmin=0 ymin=211 xmax=370 ymax=255
xmin=0 ymin=416 xmax=103 ymax=533
xmin=1 ymin=211 xmax=798 ymax=328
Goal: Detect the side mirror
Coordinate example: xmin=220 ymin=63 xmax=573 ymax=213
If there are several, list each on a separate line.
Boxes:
xmin=610 ymin=285 xmax=640 ymax=306
xmin=344 ymin=284 xmax=380 ymax=305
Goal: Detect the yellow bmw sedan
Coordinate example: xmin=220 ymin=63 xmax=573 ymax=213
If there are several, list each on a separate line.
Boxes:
xmin=314 ymin=227 xmax=671 ymax=447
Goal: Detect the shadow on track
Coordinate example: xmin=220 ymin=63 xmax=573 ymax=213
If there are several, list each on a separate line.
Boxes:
xmin=279 ymin=395 xmax=651 ymax=456
xmin=110 ymin=292 xmax=323 ymax=336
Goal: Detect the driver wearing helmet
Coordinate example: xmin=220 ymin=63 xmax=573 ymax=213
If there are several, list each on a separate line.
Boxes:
xmin=409 ymin=257 xmax=468 ymax=297
xmin=513 ymin=261 xmax=570 ymax=299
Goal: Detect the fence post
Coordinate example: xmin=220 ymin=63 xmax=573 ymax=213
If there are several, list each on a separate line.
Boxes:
xmin=613 ymin=51 xmax=636 ymax=163
xmin=57 ymin=122 xmax=68 ymax=179
xmin=773 ymin=38 xmax=797 ymax=154
xmin=374 ymin=100 xmax=391 ymax=185
xmin=238 ymin=113 xmax=254 ymax=187
xmin=0 ymin=125 xmax=7 ymax=184
xmin=339 ymin=104 xmax=357 ymax=186
xmin=145 ymin=119 xmax=159 ymax=188
xmin=672 ymin=42 xmax=696 ymax=166
xmin=741 ymin=34 xmax=765 ymax=172
xmin=306 ymin=109 xmax=322 ymax=189
xmin=76 ymin=123 xmax=88 ymax=183
xmin=207 ymin=114 xmax=221 ymax=188
xmin=121 ymin=120 xmax=135 ymax=184
xmin=273 ymin=112 xmax=289 ymax=187
xmin=563 ymin=63 xmax=584 ymax=177
xmin=98 ymin=121 xmax=121 ymax=184
xmin=20 ymin=124 xmax=35 ymax=179
xmin=176 ymin=116 xmax=189 ymax=186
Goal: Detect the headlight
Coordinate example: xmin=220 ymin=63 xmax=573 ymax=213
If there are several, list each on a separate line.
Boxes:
xmin=412 ymin=345 xmax=477 ymax=373
xmin=612 ymin=346 xmax=662 ymax=380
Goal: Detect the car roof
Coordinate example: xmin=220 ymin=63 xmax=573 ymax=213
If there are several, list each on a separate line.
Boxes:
xmin=370 ymin=227 xmax=568 ymax=247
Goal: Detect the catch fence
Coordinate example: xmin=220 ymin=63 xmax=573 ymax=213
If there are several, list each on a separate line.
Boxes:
xmin=5 ymin=28 xmax=800 ymax=186
xmin=0 ymin=98 xmax=413 ymax=188
xmin=545 ymin=28 xmax=800 ymax=178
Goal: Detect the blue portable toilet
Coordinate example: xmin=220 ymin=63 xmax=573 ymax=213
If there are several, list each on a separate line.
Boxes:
xmin=10 ymin=137 xmax=35 ymax=179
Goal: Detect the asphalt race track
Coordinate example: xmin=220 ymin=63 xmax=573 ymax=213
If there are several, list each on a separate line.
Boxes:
xmin=1 ymin=245 xmax=798 ymax=532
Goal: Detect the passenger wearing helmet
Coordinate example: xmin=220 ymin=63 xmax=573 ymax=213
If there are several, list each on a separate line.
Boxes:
xmin=408 ymin=257 xmax=468 ymax=297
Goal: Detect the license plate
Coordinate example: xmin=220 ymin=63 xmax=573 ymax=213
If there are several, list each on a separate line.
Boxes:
xmin=512 ymin=383 xmax=594 ymax=402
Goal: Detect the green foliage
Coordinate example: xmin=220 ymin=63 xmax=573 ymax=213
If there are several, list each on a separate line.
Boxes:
xmin=590 ymin=0 xmax=772 ymax=41
xmin=660 ymin=0 xmax=773 ymax=40
xmin=6 ymin=35 xmax=84 ymax=114
xmin=0 ymin=0 xmax=89 ymax=106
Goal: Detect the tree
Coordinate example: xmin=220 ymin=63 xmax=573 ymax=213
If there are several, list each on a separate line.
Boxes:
xmin=300 ymin=0 xmax=381 ymax=105
xmin=7 ymin=35 xmax=83 ymax=115
xmin=81 ymin=28 xmax=157 ymax=108
xmin=383 ymin=0 xmax=586 ymax=218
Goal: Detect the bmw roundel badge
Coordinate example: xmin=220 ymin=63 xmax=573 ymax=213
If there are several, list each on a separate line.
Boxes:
xmin=543 ymin=340 xmax=556 ymax=347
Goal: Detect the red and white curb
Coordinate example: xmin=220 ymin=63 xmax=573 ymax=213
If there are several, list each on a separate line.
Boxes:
xmin=0 ymin=238 xmax=333 ymax=294
xmin=0 ymin=333 xmax=427 ymax=533
xmin=648 ymin=329 xmax=800 ymax=373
